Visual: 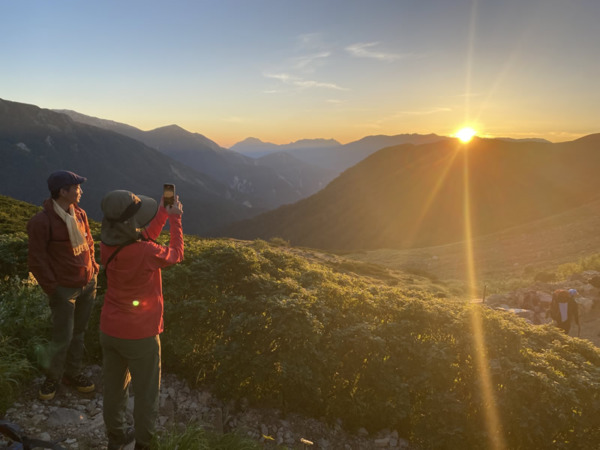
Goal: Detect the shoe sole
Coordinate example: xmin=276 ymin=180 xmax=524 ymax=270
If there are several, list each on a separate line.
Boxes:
xmin=62 ymin=376 xmax=96 ymax=393
xmin=39 ymin=390 xmax=56 ymax=401
xmin=75 ymin=384 xmax=96 ymax=393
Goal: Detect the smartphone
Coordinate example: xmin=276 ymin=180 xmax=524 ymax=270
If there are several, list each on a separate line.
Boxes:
xmin=163 ymin=183 xmax=175 ymax=207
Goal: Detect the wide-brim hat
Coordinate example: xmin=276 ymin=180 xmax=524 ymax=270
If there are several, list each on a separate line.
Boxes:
xmin=100 ymin=190 xmax=158 ymax=245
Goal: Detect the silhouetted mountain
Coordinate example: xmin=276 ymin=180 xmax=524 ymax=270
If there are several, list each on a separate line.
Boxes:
xmin=231 ymin=133 xmax=446 ymax=173
xmin=256 ymin=152 xmax=334 ymax=196
xmin=230 ymin=137 xmax=340 ymax=158
xmin=58 ymin=111 xmax=332 ymax=208
xmin=221 ymin=135 xmax=600 ymax=250
xmin=0 ymin=99 xmax=257 ymax=234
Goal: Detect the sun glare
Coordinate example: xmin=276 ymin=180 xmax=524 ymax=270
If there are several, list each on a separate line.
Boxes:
xmin=455 ymin=127 xmax=477 ymax=143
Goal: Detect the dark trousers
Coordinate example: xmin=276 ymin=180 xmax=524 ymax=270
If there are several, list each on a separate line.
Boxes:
xmin=100 ymin=332 xmax=161 ymax=448
xmin=44 ymin=275 xmax=97 ymax=380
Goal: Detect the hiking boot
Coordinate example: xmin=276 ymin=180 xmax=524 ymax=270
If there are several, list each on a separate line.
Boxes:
xmin=62 ymin=373 xmax=95 ymax=393
xmin=39 ymin=378 xmax=57 ymax=400
xmin=108 ymin=427 xmax=135 ymax=450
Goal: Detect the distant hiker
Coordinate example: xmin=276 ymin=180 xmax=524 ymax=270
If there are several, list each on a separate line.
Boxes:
xmin=99 ymin=190 xmax=184 ymax=450
xmin=550 ymin=289 xmax=580 ymax=335
xmin=26 ymin=170 xmax=99 ymax=400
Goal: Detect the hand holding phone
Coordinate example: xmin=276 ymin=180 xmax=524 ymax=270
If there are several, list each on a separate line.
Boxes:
xmin=163 ymin=183 xmax=175 ymax=207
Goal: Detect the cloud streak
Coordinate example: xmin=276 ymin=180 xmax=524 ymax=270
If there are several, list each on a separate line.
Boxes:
xmin=398 ymin=107 xmax=452 ymax=116
xmin=264 ymin=72 xmax=348 ymax=91
xmin=346 ymin=42 xmax=409 ymax=61
xmin=291 ymin=51 xmax=331 ymax=71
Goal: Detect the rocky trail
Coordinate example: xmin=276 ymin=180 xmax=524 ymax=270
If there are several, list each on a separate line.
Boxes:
xmin=2 ymin=368 xmax=408 ymax=450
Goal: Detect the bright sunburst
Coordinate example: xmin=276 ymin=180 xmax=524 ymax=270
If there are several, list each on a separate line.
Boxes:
xmin=455 ymin=127 xmax=477 ymax=143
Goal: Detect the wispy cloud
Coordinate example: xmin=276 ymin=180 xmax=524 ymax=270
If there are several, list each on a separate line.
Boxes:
xmin=264 ymin=72 xmax=348 ymax=91
xmin=290 ymin=51 xmax=331 ymax=71
xmin=398 ymin=107 xmax=452 ymax=116
xmin=346 ymin=42 xmax=409 ymax=62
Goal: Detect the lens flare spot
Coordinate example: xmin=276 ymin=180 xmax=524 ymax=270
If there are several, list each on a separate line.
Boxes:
xmin=132 ymin=300 xmax=140 ymax=307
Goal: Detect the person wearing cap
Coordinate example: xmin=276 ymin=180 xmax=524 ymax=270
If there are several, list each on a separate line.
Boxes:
xmin=26 ymin=170 xmax=99 ymax=400
xmin=99 ymin=189 xmax=184 ymax=450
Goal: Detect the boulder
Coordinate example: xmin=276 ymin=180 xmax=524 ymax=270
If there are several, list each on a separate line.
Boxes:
xmin=576 ymin=297 xmax=594 ymax=315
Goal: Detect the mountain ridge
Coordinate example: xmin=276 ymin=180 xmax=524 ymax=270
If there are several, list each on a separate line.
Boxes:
xmin=57 ymin=109 xmax=335 ymax=208
xmin=0 ymin=99 xmax=257 ymax=234
xmin=221 ymin=135 xmax=600 ymax=250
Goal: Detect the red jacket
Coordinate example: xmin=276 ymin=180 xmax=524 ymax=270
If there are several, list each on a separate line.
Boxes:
xmin=27 ymin=199 xmax=99 ymax=295
xmin=100 ymin=207 xmax=184 ymax=340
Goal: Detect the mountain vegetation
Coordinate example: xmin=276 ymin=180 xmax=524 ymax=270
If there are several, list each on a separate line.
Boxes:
xmin=223 ymin=135 xmax=600 ymax=251
xmin=2 ymin=194 xmax=600 ymax=449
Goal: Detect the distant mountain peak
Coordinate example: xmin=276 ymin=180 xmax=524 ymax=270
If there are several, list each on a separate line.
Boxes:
xmin=285 ymin=138 xmax=341 ymax=148
xmin=151 ymin=124 xmax=188 ymax=134
xmin=240 ymin=137 xmax=268 ymax=144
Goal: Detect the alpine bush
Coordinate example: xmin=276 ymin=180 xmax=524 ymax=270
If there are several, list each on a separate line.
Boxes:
xmin=0 ymin=336 xmax=34 ymax=415
xmin=161 ymin=239 xmax=600 ymax=449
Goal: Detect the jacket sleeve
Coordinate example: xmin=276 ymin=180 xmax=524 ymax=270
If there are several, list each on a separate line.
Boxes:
xmin=81 ymin=209 xmax=99 ymax=274
xmin=26 ymin=213 xmax=57 ymax=295
xmin=142 ymin=206 xmax=168 ymax=241
xmin=147 ymin=214 xmax=184 ymax=269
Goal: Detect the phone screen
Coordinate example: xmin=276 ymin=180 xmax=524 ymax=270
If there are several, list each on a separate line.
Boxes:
xmin=163 ymin=184 xmax=175 ymax=207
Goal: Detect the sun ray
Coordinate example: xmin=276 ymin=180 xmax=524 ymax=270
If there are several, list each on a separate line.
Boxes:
xmin=462 ymin=149 xmax=507 ymax=450
xmin=399 ymin=146 xmax=461 ymax=246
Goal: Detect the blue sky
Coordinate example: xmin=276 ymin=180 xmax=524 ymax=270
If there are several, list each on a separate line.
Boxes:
xmin=1 ymin=0 xmax=598 ymax=147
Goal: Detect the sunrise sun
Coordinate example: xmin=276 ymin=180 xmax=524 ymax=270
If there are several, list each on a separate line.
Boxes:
xmin=455 ymin=127 xmax=477 ymax=143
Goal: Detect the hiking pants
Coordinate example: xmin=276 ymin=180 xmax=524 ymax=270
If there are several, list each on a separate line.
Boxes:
xmin=45 ymin=275 xmax=97 ymax=381
xmin=100 ymin=332 xmax=161 ymax=448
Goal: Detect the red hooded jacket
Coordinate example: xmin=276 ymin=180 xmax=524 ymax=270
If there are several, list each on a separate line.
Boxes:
xmin=100 ymin=207 xmax=184 ymax=339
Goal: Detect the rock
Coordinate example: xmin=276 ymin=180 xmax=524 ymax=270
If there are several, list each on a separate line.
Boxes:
xmin=46 ymin=407 xmax=86 ymax=427
xmin=375 ymin=437 xmax=390 ymax=447
xmin=576 ymin=297 xmax=594 ymax=314
xmin=538 ymin=291 xmax=553 ymax=304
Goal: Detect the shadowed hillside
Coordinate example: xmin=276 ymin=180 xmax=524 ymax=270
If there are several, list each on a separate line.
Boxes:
xmin=0 ymin=98 xmax=259 ymax=234
xmin=57 ymin=111 xmax=336 ymax=208
xmin=222 ymin=135 xmax=600 ymax=250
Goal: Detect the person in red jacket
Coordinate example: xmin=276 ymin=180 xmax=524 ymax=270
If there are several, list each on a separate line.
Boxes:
xmin=27 ymin=170 xmax=99 ymax=400
xmin=99 ymin=189 xmax=184 ymax=450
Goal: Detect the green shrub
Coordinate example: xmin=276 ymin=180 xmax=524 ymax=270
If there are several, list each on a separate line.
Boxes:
xmin=268 ymin=237 xmax=290 ymax=247
xmin=160 ymin=240 xmax=600 ymax=449
xmin=556 ymin=262 xmax=582 ymax=280
xmin=0 ymin=233 xmax=29 ymax=278
xmin=0 ymin=275 xmax=51 ymax=361
xmin=579 ymin=253 xmax=600 ymax=272
xmin=0 ymin=336 xmax=34 ymax=414
xmin=534 ymin=271 xmax=556 ymax=282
